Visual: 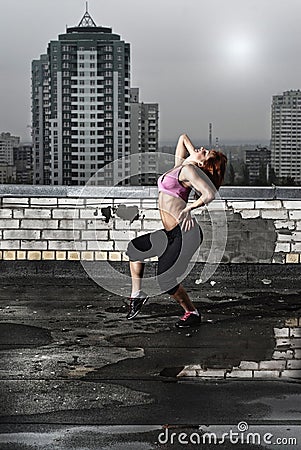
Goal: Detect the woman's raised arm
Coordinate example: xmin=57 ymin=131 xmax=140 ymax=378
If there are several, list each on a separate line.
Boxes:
xmin=174 ymin=134 xmax=195 ymax=167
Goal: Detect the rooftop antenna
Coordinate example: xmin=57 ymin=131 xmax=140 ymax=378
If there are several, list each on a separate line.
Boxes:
xmin=209 ymin=123 xmax=212 ymax=148
xmin=78 ymin=1 xmax=97 ymax=27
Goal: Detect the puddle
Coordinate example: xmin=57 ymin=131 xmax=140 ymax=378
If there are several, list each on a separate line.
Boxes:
xmin=0 ymin=323 xmax=53 ymax=349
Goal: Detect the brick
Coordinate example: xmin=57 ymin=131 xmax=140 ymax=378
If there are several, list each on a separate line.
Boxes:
xmin=196 ymin=369 xmax=226 ymax=378
xmin=285 ymin=318 xmax=299 ymax=327
xmin=289 ymin=338 xmax=301 ymax=349
xmin=277 ymin=232 xmax=293 ymax=242
xmin=289 ymin=210 xmax=301 ymax=220
xmin=226 ymin=369 xmax=253 ymax=378
xmin=276 ymin=338 xmax=291 ymax=347
xmin=297 ymin=222 xmax=301 ymax=231
xmin=114 ymin=218 xmax=142 ymax=230
xmin=114 ymin=241 xmax=128 ymax=251
xmin=42 ymin=230 xmax=80 ymax=240
xmin=42 ymin=251 xmax=55 ymax=260
xmin=95 ymin=251 xmax=107 ymax=260
xmin=0 ymin=209 xmax=13 ymax=218
xmin=290 ymin=328 xmax=301 ymax=338
xmin=292 ymin=232 xmax=301 ymax=241
xmin=81 ymin=230 xmax=109 ymax=240
xmin=85 ymin=198 xmax=113 ymax=207
xmin=283 ymin=201 xmax=301 ymax=209
xmin=57 ymin=198 xmax=85 ymax=207
xmin=108 ymin=251 xmax=122 ymax=261
xmin=206 ymin=200 xmax=227 ymax=210
xmin=122 ymin=252 xmax=129 ymax=261
xmin=110 ymin=230 xmax=135 ymax=240
xmin=30 ymin=198 xmax=57 ymax=207
xmin=240 ymin=210 xmax=260 ymax=219
xmin=56 ymin=251 xmax=66 ymax=260
xmin=275 ymin=243 xmax=290 ymax=253
xmin=81 ymin=251 xmax=94 ymax=260
xmin=24 ymin=209 xmax=52 ymax=218
xmin=0 ymin=240 xmax=20 ymax=250
xmin=59 ymin=219 xmax=86 ymax=229
xmin=142 ymin=220 xmax=161 ymax=230
xmin=3 ymin=251 xmax=16 ymax=260
xmin=0 ymin=251 xmax=2 ymax=259
xmin=21 ymin=219 xmax=58 ymax=229
xmin=286 ymin=360 xmax=301 ymax=369
xmin=48 ymin=241 xmax=85 ymax=251
xmin=227 ymin=201 xmax=255 ymax=209
xmin=67 ymin=251 xmax=80 ymax=260
xmin=28 ymin=251 xmax=42 ymax=260
xmin=53 ymin=209 xmax=79 ymax=219
xmin=87 ymin=240 xmax=113 ymax=251
xmin=238 ymin=361 xmax=259 ymax=370
xmin=273 ymin=350 xmax=294 ymax=359
xmin=253 ymin=370 xmax=281 ymax=378
xmin=16 ymin=251 xmax=26 ymax=259
xmin=2 ymin=197 xmax=29 ymax=206
xmin=281 ymin=370 xmax=301 ymax=379
xmin=143 ymin=209 xmax=161 ymax=219
xmin=286 ymin=254 xmax=299 ymax=263
xmin=274 ymin=220 xmax=295 ymax=230
xmin=259 ymin=360 xmax=286 ymax=370
xmin=4 ymin=230 xmax=40 ymax=239
xmin=261 ymin=210 xmax=288 ymax=220
xmin=256 ymin=200 xmax=282 ymax=209
xmin=21 ymin=241 xmax=48 ymax=250
xmin=86 ymin=220 xmax=111 ymax=230
xmin=0 ymin=219 xmax=19 ymax=228
xmin=274 ymin=327 xmax=290 ymax=338
xmin=291 ymin=243 xmax=301 ymax=252
xmin=80 ymin=209 xmax=102 ymax=219
xmin=177 ymin=369 xmax=197 ymax=377
xmin=141 ymin=199 xmax=156 ymax=207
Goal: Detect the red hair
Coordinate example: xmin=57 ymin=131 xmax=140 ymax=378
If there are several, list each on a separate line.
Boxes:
xmin=201 ymin=150 xmax=227 ymax=189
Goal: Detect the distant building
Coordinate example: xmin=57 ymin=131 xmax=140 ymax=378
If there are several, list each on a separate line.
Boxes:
xmin=13 ymin=143 xmax=33 ymax=184
xmin=245 ymin=146 xmax=271 ymax=184
xmin=0 ymin=132 xmax=19 ymax=183
xmin=130 ymin=88 xmax=159 ymax=185
xmin=271 ymin=90 xmax=301 ymax=183
xmin=32 ymin=8 xmax=131 ymax=186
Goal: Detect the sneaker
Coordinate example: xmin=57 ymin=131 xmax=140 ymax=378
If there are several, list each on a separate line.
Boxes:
xmin=175 ymin=311 xmax=202 ymax=328
xmin=126 ymin=293 xmax=149 ymax=320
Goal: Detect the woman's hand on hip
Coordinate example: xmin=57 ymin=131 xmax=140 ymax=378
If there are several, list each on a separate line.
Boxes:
xmin=178 ymin=207 xmax=194 ymax=232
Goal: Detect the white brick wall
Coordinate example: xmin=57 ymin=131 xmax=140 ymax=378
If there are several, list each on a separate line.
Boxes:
xmin=0 ymin=194 xmax=300 ymax=262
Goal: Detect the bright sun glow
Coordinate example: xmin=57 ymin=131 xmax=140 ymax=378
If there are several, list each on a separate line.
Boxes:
xmin=223 ymin=35 xmax=256 ymax=67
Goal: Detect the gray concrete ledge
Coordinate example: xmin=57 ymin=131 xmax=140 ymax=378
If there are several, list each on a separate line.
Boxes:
xmin=0 ymin=185 xmax=300 ymax=199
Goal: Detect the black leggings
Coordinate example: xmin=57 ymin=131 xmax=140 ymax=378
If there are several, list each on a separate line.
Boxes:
xmin=126 ymin=220 xmax=203 ymax=295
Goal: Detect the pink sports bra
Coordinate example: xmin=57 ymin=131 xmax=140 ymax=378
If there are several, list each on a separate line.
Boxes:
xmin=158 ymin=165 xmax=191 ymax=202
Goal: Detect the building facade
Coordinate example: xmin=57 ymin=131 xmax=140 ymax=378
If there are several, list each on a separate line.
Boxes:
xmin=130 ymin=88 xmax=159 ymax=185
xmin=245 ymin=145 xmax=271 ymax=185
xmin=13 ymin=143 xmax=33 ymax=184
xmin=0 ymin=132 xmax=19 ymax=184
xmin=271 ymin=90 xmax=301 ymax=183
xmin=32 ymin=10 xmax=131 ymax=186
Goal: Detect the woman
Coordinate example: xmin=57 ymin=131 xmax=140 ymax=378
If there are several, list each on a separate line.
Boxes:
xmin=126 ymin=134 xmax=227 ymax=328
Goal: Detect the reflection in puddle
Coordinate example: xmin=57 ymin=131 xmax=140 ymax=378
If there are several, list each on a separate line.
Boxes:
xmin=178 ymin=317 xmax=301 ymax=380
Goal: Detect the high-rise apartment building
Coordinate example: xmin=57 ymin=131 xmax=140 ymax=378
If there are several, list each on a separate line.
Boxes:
xmin=130 ymin=88 xmax=159 ymax=185
xmin=32 ymin=9 xmax=131 ymax=186
xmin=245 ymin=145 xmax=271 ymax=184
xmin=13 ymin=143 xmax=33 ymax=184
xmin=0 ymin=132 xmax=19 ymax=183
xmin=271 ymin=90 xmax=301 ymax=183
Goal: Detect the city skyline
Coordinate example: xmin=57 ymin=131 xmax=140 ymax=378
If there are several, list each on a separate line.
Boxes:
xmin=1 ymin=0 xmax=301 ymax=144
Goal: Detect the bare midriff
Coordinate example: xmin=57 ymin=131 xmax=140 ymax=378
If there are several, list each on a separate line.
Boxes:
xmin=158 ymin=191 xmax=187 ymax=231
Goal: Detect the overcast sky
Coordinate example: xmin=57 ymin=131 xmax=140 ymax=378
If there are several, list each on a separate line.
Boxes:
xmin=1 ymin=0 xmax=301 ymax=145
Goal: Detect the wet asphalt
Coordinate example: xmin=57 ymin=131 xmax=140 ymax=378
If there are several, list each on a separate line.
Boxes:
xmin=0 ymin=272 xmax=301 ymax=449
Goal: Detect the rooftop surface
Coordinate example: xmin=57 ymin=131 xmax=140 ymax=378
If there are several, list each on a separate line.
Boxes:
xmin=0 ymin=263 xmax=301 ymax=449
